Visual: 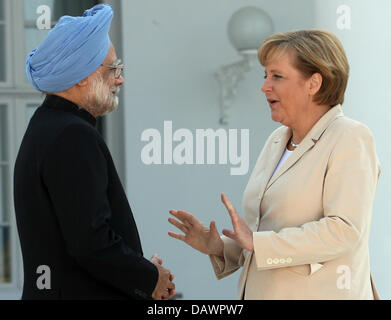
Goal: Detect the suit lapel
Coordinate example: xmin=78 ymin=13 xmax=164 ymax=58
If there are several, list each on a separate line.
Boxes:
xmin=266 ymin=138 xmax=315 ymax=190
xmin=255 ymin=127 xmax=291 ymax=200
xmin=265 ymin=104 xmax=345 ymax=192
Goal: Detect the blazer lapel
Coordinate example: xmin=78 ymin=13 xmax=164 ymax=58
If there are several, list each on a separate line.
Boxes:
xmin=265 ymin=104 xmax=344 ymax=191
xmin=266 ymin=138 xmax=315 ymax=190
xmin=255 ymin=127 xmax=291 ymax=200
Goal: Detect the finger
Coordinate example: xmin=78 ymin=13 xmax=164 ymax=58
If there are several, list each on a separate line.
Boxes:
xmin=169 ymin=210 xmax=197 ymax=226
xmin=170 ymin=273 xmax=175 ymax=281
xmin=210 ymin=221 xmax=220 ymax=237
xmin=168 ymin=217 xmax=188 ymax=234
xmin=221 ymin=194 xmax=239 ymax=225
xmin=150 ymin=255 xmax=160 ymax=265
xmin=168 ymin=281 xmax=175 ymax=290
xmin=182 ymin=219 xmax=192 ymax=229
xmin=222 ymin=228 xmax=236 ymax=240
xmin=151 ymin=253 xmax=162 ymax=264
xmin=221 ymin=193 xmax=237 ymax=215
xmin=169 ymin=290 xmax=177 ymax=297
xmin=168 ymin=232 xmax=186 ymax=241
xmin=155 ymin=253 xmax=162 ymax=263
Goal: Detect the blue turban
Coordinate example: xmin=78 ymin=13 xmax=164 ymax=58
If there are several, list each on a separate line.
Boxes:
xmin=25 ymin=4 xmax=113 ymax=93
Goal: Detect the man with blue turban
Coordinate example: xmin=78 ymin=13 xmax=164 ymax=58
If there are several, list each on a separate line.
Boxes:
xmin=14 ymin=4 xmax=175 ymax=300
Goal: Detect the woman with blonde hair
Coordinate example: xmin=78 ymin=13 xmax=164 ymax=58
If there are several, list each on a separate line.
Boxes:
xmin=169 ymin=30 xmax=381 ymax=300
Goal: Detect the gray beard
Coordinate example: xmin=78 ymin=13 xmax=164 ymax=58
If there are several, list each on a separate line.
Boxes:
xmin=86 ymin=74 xmax=120 ymax=116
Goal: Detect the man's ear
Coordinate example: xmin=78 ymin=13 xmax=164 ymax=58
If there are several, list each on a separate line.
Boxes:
xmin=77 ymin=77 xmax=89 ymax=88
xmin=308 ymin=73 xmax=323 ymax=96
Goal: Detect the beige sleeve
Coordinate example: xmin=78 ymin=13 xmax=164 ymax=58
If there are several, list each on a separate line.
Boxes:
xmin=252 ymin=124 xmax=381 ymax=270
xmin=209 ymin=235 xmax=246 ymax=279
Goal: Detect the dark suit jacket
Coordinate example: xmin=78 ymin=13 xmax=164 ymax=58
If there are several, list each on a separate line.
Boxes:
xmin=14 ymin=94 xmax=158 ymax=300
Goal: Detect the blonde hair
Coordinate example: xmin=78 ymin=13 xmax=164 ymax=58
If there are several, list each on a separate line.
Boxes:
xmin=258 ymin=30 xmax=349 ymax=106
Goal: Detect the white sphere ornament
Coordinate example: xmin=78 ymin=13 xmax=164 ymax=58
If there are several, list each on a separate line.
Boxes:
xmin=227 ymin=6 xmax=274 ymax=54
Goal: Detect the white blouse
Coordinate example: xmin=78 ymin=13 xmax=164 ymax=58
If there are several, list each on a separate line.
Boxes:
xmin=271 ymin=147 xmax=293 ymax=178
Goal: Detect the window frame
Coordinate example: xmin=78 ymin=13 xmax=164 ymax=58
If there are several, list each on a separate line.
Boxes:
xmin=0 ymin=98 xmax=22 ymax=298
xmin=0 ymin=0 xmax=14 ymax=88
xmin=12 ymin=0 xmax=37 ymax=90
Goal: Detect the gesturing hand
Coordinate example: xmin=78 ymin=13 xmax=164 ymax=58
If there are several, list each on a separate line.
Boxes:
xmin=221 ymin=193 xmax=254 ymax=251
xmin=168 ymin=210 xmax=224 ymax=257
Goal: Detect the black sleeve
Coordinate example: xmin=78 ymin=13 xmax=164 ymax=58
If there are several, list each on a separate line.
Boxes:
xmin=42 ymin=123 xmax=158 ymax=299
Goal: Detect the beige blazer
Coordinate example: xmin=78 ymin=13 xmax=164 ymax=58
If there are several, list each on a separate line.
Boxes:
xmin=210 ymin=105 xmax=381 ymax=300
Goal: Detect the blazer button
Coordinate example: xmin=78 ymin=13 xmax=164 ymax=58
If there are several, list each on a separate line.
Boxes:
xmin=267 ymin=258 xmax=273 ymax=265
xmin=273 ymin=258 xmax=279 ymax=264
xmin=286 ymin=257 xmax=292 ymax=264
xmin=279 ymin=258 xmax=286 ymax=264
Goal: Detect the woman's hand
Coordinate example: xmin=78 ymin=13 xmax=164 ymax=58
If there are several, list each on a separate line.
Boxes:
xmin=168 ymin=210 xmax=224 ymax=257
xmin=221 ymin=193 xmax=254 ymax=251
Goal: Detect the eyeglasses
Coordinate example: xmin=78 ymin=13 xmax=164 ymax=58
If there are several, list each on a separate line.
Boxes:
xmin=101 ymin=59 xmax=124 ymax=79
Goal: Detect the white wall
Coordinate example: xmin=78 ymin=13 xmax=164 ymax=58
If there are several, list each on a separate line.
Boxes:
xmin=314 ymin=0 xmax=391 ymax=300
xmin=121 ymin=0 xmax=316 ymax=299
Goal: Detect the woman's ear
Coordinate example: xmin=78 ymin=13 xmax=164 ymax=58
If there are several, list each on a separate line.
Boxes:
xmin=309 ymin=73 xmax=323 ymax=96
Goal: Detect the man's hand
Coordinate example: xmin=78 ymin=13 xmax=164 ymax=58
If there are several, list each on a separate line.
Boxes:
xmin=151 ymin=254 xmax=176 ymax=300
